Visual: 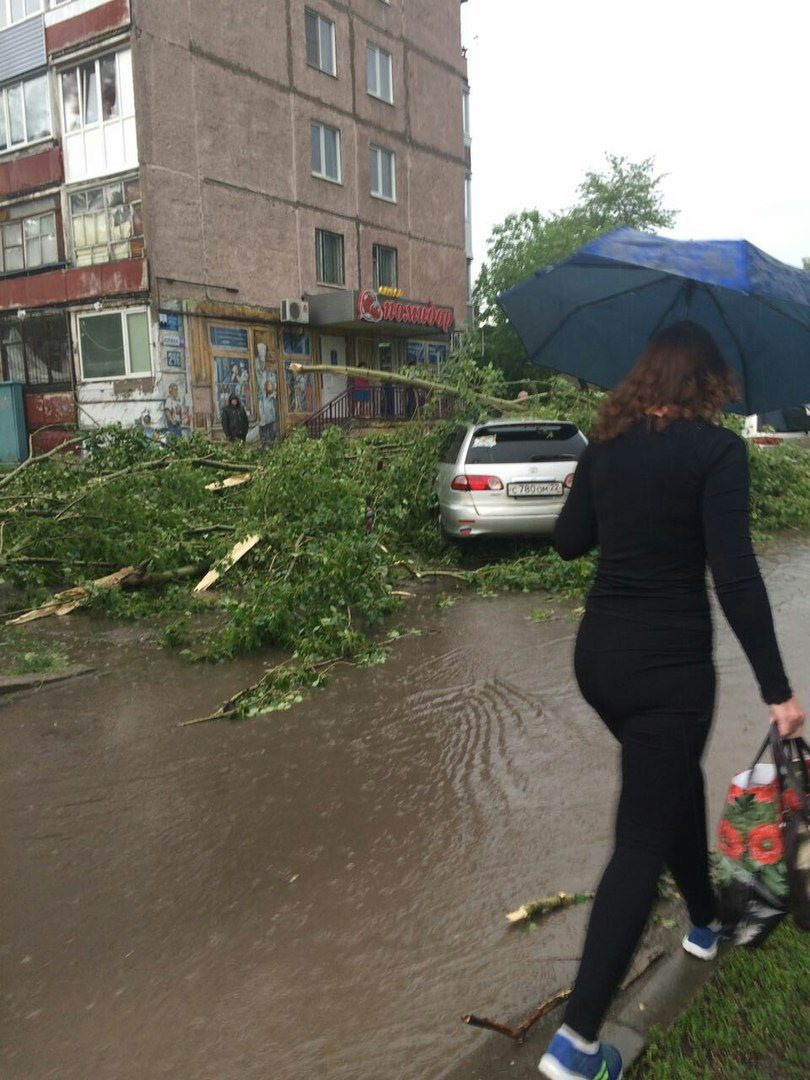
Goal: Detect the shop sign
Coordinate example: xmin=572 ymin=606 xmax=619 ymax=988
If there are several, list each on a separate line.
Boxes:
xmin=159 ymin=312 xmax=183 ymax=348
xmin=357 ymin=289 xmax=454 ymax=334
xmin=210 ymin=326 xmax=249 ymax=351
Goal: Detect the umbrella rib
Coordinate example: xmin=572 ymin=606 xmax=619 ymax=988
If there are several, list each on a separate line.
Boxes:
xmin=527 ymin=274 xmax=671 ymax=360
xmin=703 ymin=285 xmax=751 ymax=412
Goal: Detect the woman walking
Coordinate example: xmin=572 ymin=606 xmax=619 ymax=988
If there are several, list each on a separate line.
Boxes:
xmin=539 ymin=321 xmax=805 ymax=1080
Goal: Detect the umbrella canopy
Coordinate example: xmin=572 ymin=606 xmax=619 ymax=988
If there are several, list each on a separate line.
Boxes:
xmin=497 ymin=228 xmax=810 ymax=415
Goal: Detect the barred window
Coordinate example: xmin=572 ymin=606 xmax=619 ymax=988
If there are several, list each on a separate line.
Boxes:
xmin=0 ymin=313 xmax=72 ymax=386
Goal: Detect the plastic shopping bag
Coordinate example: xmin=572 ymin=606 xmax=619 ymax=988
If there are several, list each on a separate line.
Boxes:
xmin=715 ymin=727 xmax=791 ymax=946
xmin=784 ymin=738 xmax=810 ymax=931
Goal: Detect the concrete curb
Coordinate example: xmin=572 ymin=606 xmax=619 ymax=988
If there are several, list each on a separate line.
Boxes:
xmin=0 ymin=664 xmax=95 ymax=697
xmin=440 ymin=922 xmax=726 ymax=1079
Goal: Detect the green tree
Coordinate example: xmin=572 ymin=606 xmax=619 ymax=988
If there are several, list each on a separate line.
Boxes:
xmin=474 ymin=155 xmax=678 ymax=385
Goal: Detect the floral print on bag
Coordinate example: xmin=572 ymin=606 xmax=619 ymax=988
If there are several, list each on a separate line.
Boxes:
xmin=715 ymin=763 xmax=788 ymax=903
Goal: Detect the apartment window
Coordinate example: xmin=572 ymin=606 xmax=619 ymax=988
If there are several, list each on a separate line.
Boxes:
xmin=370 ymin=145 xmax=396 ymax=201
xmin=305 ymin=9 xmax=336 ymax=76
xmin=0 ymin=211 xmax=57 ymax=274
xmin=69 ymin=176 xmax=143 ymax=266
xmin=0 ymin=0 xmax=43 ymax=28
xmin=0 ymin=313 xmax=71 ymax=386
xmin=366 ymin=43 xmax=393 ymax=103
xmin=310 ymin=121 xmax=341 ymax=183
xmin=372 ymin=243 xmax=397 ymax=289
xmin=60 ymin=48 xmax=137 ymax=182
xmin=465 ymin=175 xmax=472 ymax=222
xmin=315 ymin=228 xmax=344 ymax=286
xmin=0 ymin=74 xmax=51 ymax=153
xmin=79 ymin=308 xmax=150 ymax=380
xmin=463 ymin=87 xmax=471 ymax=142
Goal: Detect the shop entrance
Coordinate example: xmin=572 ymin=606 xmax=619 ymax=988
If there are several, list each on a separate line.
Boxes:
xmin=319 ymin=335 xmax=348 ymax=406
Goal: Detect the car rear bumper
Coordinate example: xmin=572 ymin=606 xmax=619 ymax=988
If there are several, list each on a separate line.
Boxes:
xmin=439 ymin=498 xmax=563 ymax=538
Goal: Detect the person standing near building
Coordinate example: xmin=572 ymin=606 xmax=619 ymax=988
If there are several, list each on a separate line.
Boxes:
xmin=221 ymin=394 xmax=249 ymax=443
xmin=352 ymin=363 xmax=371 ymax=417
xmin=538 ymin=321 xmax=804 ymax=1080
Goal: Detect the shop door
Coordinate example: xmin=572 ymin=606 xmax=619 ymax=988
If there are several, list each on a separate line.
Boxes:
xmin=319 ymin=335 xmax=348 ymax=406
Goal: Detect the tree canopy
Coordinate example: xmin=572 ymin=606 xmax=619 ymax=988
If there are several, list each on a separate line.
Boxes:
xmin=473 ymin=155 xmax=678 ymax=384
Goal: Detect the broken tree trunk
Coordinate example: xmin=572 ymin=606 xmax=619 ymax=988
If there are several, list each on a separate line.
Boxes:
xmin=6 ymin=563 xmax=206 ymax=625
xmin=289 ymin=363 xmax=544 ymax=413
xmin=194 ymin=534 xmax=261 ymax=592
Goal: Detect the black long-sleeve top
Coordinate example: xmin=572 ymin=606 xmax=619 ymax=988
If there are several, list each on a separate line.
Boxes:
xmin=553 ymin=418 xmax=792 ymax=704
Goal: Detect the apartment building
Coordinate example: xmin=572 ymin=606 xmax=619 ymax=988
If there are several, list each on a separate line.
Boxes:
xmin=0 ymin=0 xmax=472 ymax=449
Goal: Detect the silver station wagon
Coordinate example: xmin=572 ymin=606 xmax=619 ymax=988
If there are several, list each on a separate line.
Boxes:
xmin=436 ymin=419 xmax=588 ymax=539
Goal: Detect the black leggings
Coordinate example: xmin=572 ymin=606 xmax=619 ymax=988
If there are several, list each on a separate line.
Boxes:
xmin=562 ymin=617 xmax=718 ymax=1042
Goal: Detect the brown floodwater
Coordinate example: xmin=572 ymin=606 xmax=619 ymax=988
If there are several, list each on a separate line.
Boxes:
xmin=2 ymin=534 xmax=808 ymax=1080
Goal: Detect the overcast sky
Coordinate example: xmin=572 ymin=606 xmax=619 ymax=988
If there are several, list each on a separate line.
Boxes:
xmin=461 ymin=0 xmax=809 ymax=275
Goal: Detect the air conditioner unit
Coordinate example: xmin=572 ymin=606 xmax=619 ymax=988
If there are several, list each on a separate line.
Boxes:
xmin=280 ymin=299 xmax=310 ymax=324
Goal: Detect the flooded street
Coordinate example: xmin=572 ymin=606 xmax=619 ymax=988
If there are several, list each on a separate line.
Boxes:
xmin=2 ymin=534 xmax=809 ymax=1080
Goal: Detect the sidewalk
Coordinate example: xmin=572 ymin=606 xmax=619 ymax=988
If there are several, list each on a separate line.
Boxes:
xmin=440 ymin=910 xmax=721 ymax=1079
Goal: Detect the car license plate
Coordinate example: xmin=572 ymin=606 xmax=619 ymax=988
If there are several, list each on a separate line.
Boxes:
xmin=507 ymin=481 xmax=563 ymax=498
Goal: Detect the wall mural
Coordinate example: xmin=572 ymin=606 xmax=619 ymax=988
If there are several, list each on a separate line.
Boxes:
xmin=214 ymin=355 xmax=255 ymax=419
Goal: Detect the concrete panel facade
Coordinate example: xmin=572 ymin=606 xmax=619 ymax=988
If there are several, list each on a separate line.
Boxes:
xmin=134 ymin=0 xmax=468 ymax=317
xmin=201 ymin=182 xmax=300 ymax=308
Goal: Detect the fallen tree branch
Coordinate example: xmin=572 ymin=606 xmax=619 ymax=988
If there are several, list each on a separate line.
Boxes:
xmin=462 ymin=948 xmax=666 ymax=1043
xmin=5 ymin=563 xmax=206 ymax=625
xmin=506 ymin=891 xmax=595 ymax=925
xmin=0 ymin=433 xmax=87 ymax=492
xmin=463 ymin=988 xmax=573 ymax=1041
xmin=180 ymin=656 xmax=342 ymax=726
xmin=289 ymin=362 xmax=539 ymax=413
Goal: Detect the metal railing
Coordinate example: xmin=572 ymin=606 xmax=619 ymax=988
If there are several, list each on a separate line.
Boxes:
xmin=302 ymin=383 xmax=452 ymax=438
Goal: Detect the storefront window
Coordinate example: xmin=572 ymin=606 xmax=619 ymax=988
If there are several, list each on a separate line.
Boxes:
xmin=0 ymin=312 xmax=71 ymax=386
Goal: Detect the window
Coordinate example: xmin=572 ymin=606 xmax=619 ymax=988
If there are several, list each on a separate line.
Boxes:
xmin=310 ymin=121 xmax=341 ymax=183
xmin=60 ymin=48 xmax=137 ymax=182
xmin=463 ymin=87 xmax=471 ymax=142
xmin=366 ymin=43 xmax=393 ymax=103
xmin=465 ymin=423 xmax=586 ymax=466
xmin=372 ymin=243 xmax=397 ymax=289
xmin=370 ymin=144 xmax=396 ymax=201
xmin=0 ymin=0 xmax=43 ymax=29
xmin=464 ymin=176 xmax=472 ymax=222
xmin=78 ymin=308 xmax=151 ymax=380
xmin=0 ymin=211 xmax=57 ymax=274
xmin=305 ymin=9 xmax=336 ymax=76
xmin=315 ymin=228 xmax=344 ymax=286
xmin=0 ymin=74 xmax=51 ymax=153
xmin=0 ymin=313 xmax=71 ymax=386
xmin=69 ymin=176 xmax=143 ymax=266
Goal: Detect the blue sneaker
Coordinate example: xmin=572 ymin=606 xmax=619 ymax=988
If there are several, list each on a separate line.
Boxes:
xmin=539 ymin=1031 xmax=623 ymax=1080
xmin=682 ymin=920 xmax=723 ymax=960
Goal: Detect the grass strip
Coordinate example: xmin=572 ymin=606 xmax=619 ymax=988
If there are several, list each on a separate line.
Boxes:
xmin=632 ymin=920 xmax=810 ymax=1079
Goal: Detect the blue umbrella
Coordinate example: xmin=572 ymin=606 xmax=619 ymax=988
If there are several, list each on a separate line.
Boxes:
xmin=497 ymin=227 xmax=810 ymax=415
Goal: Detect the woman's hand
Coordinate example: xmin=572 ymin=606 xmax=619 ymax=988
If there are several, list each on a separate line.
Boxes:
xmin=770 ymin=697 xmax=806 ymax=739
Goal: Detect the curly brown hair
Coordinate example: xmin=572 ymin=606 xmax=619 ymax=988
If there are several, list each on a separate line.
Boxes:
xmin=591 ymin=321 xmax=739 ymax=442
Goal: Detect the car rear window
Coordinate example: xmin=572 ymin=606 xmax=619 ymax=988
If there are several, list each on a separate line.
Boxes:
xmin=465 ymin=423 xmax=585 ymax=465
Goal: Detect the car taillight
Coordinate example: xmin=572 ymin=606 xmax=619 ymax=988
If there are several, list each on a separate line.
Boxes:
xmin=563 ymin=472 xmax=575 ymax=490
xmin=451 ymin=474 xmax=504 ymax=491
xmin=753 ymin=436 xmax=780 ymax=446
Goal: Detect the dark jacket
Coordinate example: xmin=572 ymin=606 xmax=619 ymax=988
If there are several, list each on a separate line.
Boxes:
xmin=221 ymin=401 xmax=249 ymax=440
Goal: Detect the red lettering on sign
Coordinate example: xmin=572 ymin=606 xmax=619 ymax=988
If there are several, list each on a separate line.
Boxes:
xmin=357 ymin=289 xmax=454 ymax=333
